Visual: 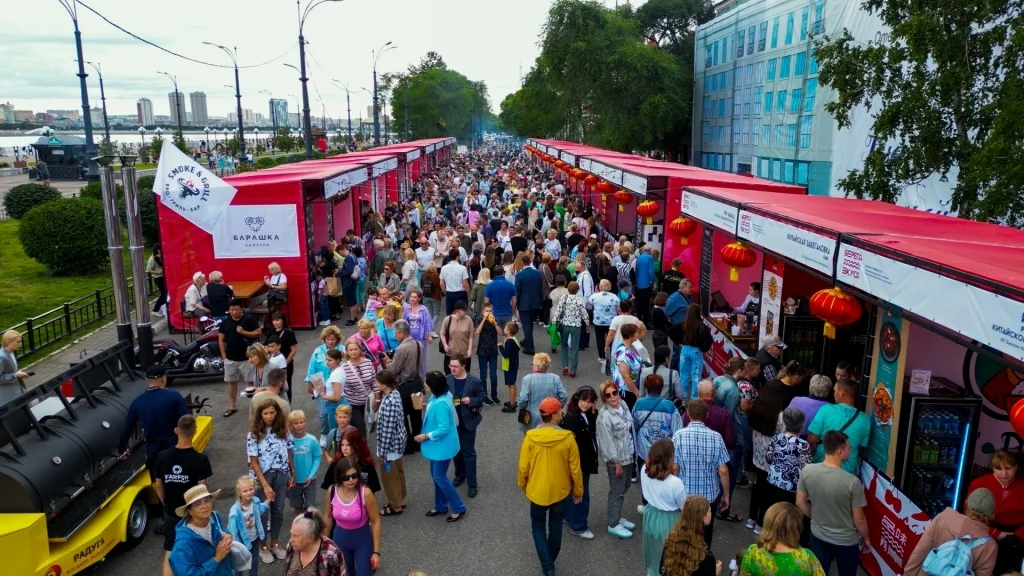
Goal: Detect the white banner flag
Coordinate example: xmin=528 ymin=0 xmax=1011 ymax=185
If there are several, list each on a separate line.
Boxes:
xmin=154 ymin=143 xmax=236 ymax=233
xmin=212 ymin=205 xmax=300 ymax=259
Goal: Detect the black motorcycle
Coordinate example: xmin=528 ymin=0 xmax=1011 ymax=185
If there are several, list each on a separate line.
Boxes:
xmin=134 ymin=317 xmax=224 ymax=383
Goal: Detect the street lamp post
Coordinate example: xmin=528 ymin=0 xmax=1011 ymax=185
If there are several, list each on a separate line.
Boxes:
xmin=157 ymin=71 xmax=184 ymax=136
xmin=85 ymin=61 xmax=110 ymax=142
xmin=138 ymin=126 xmax=146 ymax=148
xmin=331 ymin=80 xmax=354 ymax=146
xmin=204 ymin=42 xmax=246 ymax=162
xmin=372 ymin=41 xmax=395 ymax=146
xmin=404 ymin=79 xmax=410 ymax=142
xmin=204 ymin=127 xmax=210 ymax=152
xmin=296 ymin=0 xmax=342 ymax=159
xmin=57 ymin=0 xmax=97 ymax=179
xmin=253 ymin=127 xmax=260 ymax=157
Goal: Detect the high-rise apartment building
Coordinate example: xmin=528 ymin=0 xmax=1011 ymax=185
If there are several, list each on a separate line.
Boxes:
xmin=691 ymin=0 xmax=954 ymax=214
xmin=167 ymin=92 xmax=186 ymax=126
xmin=268 ymin=99 xmax=288 ymax=131
xmin=137 ymin=97 xmax=154 ymax=126
xmin=0 ymin=102 xmax=14 ymax=123
xmin=189 ymin=91 xmax=208 ymax=126
xmin=47 ymin=109 xmax=80 ymax=122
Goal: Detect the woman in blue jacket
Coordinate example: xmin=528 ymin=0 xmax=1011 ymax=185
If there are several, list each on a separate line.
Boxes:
xmin=168 ymin=485 xmax=234 ymax=576
xmin=304 ymin=325 xmax=343 ymax=443
xmin=413 ymin=371 xmax=466 ymax=522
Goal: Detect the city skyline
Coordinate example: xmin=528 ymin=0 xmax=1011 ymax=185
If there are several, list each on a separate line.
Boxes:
xmin=0 ymin=0 xmax=631 ymax=125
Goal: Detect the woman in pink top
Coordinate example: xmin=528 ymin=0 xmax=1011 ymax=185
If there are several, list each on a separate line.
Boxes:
xmin=324 ymin=456 xmax=382 ymax=576
xmin=354 ymin=320 xmax=385 ymax=369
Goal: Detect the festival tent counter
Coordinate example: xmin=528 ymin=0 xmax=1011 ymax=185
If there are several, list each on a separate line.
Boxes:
xmin=362 ymin=143 xmax=426 ymax=202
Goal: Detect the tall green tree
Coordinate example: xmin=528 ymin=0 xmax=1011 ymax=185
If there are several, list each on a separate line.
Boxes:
xmin=500 ymin=0 xmax=705 ymax=160
xmin=815 ymin=0 xmax=1024 ymax=226
xmin=386 ymin=54 xmax=492 ymax=142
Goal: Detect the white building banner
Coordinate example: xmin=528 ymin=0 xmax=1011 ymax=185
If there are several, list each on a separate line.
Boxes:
xmin=213 ymin=205 xmax=300 ymax=259
xmin=738 ymin=210 xmax=836 ymax=276
xmin=324 ymin=169 xmax=368 ymax=199
xmin=154 ymin=143 xmax=236 ymax=233
xmin=682 ymin=190 xmax=738 ymax=234
xmin=837 ymin=243 xmax=1024 ymax=364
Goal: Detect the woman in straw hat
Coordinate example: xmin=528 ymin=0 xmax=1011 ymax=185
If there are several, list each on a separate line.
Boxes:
xmin=168 ymin=484 xmax=235 ymax=576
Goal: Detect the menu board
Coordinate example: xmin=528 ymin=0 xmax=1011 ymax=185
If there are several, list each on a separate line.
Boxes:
xmin=866 ymin=308 xmax=909 ymax=475
xmin=759 ymin=256 xmax=785 ymax=348
xmin=699 ymin=226 xmax=714 ymax=316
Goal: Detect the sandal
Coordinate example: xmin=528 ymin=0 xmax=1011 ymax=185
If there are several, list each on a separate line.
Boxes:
xmin=717 ymin=511 xmax=743 ymax=523
xmin=425 ymin=509 xmax=444 ymax=517
xmin=380 ymin=505 xmax=404 ymax=517
xmin=222 ymin=408 xmax=238 ymax=418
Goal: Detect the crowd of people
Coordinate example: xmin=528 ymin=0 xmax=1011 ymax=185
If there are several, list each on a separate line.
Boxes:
xmin=105 ymin=141 xmax=1024 ymax=576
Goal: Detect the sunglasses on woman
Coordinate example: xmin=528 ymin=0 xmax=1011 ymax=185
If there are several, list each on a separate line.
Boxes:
xmin=604 ymin=391 xmax=617 ymax=399
xmin=340 ymin=473 xmax=360 ymax=482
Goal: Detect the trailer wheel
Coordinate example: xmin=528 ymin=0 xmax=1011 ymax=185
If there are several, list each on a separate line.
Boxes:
xmin=123 ymin=493 xmax=149 ymax=549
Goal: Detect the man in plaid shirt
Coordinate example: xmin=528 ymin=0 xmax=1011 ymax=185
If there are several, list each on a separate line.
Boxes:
xmin=683 ymin=379 xmax=737 ymax=449
xmin=374 ymin=371 xmax=408 ymax=515
xmin=672 ymin=398 xmax=730 ymax=546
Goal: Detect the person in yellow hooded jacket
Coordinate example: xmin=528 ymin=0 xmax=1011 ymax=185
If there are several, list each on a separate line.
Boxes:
xmin=518 ymin=396 xmax=584 ymax=576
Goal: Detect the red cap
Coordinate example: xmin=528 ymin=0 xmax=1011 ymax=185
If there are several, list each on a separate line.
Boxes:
xmin=539 ymin=397 xmax=562 ymax=416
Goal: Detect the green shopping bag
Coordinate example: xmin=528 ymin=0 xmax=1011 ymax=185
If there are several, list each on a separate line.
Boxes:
xmin=548 ymin=322 xmax=561 ymax=347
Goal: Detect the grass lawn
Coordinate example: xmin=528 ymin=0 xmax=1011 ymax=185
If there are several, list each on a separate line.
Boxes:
xmin=0 ymin=218 xmax=149 ymax=331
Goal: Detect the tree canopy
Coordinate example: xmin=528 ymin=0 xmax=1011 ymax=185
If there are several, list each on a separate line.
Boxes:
xmin=815 ymin=0 xmax=1024 ymax=226
xmin=500 ymin=0 xmax=709 ymax=160
xmin=386 ymin=53 xmax=494 ymax=142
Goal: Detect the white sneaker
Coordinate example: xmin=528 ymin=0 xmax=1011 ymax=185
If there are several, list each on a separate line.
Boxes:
xmin=607 ymin=524 xmax=633 ymax=539
xmin=259 ymin=548 xmax=274 ymax=564
xmin=637 ymin=504 xmax=647 ymax=515
xmin=159 ymin=304 xmax=168 ymax=318
xmin=318 ymin=320 xmax=332 ymax=326
xmin=745 ymin=519 xmax=756 ymax=530
xmin=618 ymin=518 xmax=636 ymax=530
xmin=271 ymin=544 xmax=288 ymax=560
xmin=571 ymin=529 xmax=595 ymax=540
xmin=752 ymin=524 xmax=762 ymax=535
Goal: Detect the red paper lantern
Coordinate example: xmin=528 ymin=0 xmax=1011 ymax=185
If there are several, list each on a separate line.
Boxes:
xmin=637 ymin=200 xmax=659 ymax=224
xmin=584 ymin=174 xmax=599 ymax=190
xmin=720 ymin=241 xmax=757 ymax=282
xmin=1011 ymin=399 xmax=1024 ymax=439
xmin=809 ymin=287 xmax=863 ymax=339
xmin=596 ymin=181 xmax=617 ymax=194
xmin=613 ymin=189 xmax=633 ymax=212
xmin=669 ymin=217 xmax=698 ymax=245
xmin=554 ymin=160 xmax=566 ymax=171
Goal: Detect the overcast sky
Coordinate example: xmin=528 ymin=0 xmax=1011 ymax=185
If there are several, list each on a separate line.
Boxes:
xmin=0 ymin=0 xmax=639 ymax=122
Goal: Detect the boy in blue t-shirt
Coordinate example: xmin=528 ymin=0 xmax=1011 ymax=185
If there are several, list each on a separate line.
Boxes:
xmin=287 ymin=410 xmax=322 ymax=513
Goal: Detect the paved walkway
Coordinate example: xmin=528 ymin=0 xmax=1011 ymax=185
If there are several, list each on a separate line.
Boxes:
xmin=41 ymin=318 xmax=864 ymax=576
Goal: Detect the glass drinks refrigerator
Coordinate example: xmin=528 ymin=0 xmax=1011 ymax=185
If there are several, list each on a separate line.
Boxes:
xmin=891 ymin=376 xmax=982 ymax=518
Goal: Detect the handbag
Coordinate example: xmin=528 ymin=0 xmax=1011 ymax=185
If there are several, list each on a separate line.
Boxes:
xmin=326 ymin=277 xmax=342 ymax=296
xmin=228 ymin=540 xmax=253 ymax=572
xmin=517 ymin=377 xmax=531 ymax=425
xmin=548 ymin=321 xmax=561 ymax=347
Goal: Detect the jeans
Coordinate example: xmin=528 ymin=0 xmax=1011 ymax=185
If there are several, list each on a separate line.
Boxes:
xmin=255 ymin=468 xmax=287 ymax=541
xmin=635 ymin=287 xmax=652 ymax=323
xmin=530 ymin=500 xmax=567 ymax=575
xmin=678 ymin=345 xmax=703 ymax=400
xmin=494 ymin=315 xmax=514 ymax=331
xmin=424 ymin=297 xmax=442 ymax=330
xmin=606 ymin=461 xmax=633 ymax=527
xmin=430 ymin=458 xmax=466 ymax=514
xmin=333 ymin=522 xmax=374 ymax=576
xmin=445 ymin=290 xmax=468 ymax=316
xmin=724 ymin=431 xmax=746 ymax=511
xmin=520 ymin=310 xmax=538 ymax=353
xmin=670 ymin=344 xmax=681 ymax=380
xmin=558 ymin=324 xmax=581 ymax=372
xmin=247 ymin=539 xmax=261 ymax=576
xmin=594 ymin=325 xmax=610 ymax=360
xmin=478 ymin=354 xmax=499 ymax=399
xmin=565 ymin=473 xmax=591 ymax=532
xmin=318 ymin=295 xmax=330 ymax=324
xmin=810 ymin=534 xmax=860 ymax=576
xmin=153 ymin=276 xmax=168 ymax=312
xmin=704 ymin=494 xmax=721 ymax=546
xmin=453 ymin=425 xmax=478 ymax=489
xmin=579 ymin=309 xmax=592 ymax=349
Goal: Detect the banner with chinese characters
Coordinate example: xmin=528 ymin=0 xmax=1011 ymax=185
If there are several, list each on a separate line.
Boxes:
xmin=866 ymin=308 xmax=909 ymax=475
xmin=703 ymin=318 xmax=750 ymax=377
xmin=759 ymin=256 xmax=784 ymax=348
xmin=859 ymin=462 xmax=928 ymax=576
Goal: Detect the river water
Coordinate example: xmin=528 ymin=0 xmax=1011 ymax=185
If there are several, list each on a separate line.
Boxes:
xmin=0 ymin=132 xmax=270 ymax=152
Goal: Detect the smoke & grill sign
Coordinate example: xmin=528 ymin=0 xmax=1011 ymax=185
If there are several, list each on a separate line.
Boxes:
xmin=154 ymin=143 xmax=237 ymax=233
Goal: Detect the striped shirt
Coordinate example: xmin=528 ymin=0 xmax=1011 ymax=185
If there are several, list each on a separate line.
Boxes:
xmin=672 ymin=422 xmax=730 ymax=503
xmin=342 ymin=359 xmax=378 ymax=406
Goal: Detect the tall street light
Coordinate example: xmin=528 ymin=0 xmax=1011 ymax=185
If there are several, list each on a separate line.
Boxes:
xmin=84 ymin=61 xmax=110 ymax=142
xmin=372 ymin=41 xmax=395 ymax=146
xmin=331 ymin=80 xmax=353 ymax=145
xmin=57 ymin=0 xmax=97 ymax=179
xmin=204 ymin=42 xmax=246 ymax=162
xmin=296 ymin=0 xmax=342 ymax=159
xmin=157 ymin=71 xmax=184 ymax=136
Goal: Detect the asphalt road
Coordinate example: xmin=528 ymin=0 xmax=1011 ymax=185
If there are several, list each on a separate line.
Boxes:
xmin=90 ymin=321 xmax=862 ymax=576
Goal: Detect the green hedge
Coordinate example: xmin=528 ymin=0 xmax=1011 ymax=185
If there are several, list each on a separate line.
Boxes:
xmin=255 ymin=157 xmax=277 ymax=169
xmin=3 ymin=183 xmax=62 ymax=219
xmin=79 ymin=180 xmax=123 ymax=201
xmin=137 ymin=175 xmax=156 ymax=191
xmin=20 ymin=198 xmax=108 ymax=275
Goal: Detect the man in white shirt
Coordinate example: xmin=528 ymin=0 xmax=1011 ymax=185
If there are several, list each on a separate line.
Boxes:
xmin=439 ymin=247 xmax=471 ymax=316
xmin=415 ymin=237 xmax=436 ymax=275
